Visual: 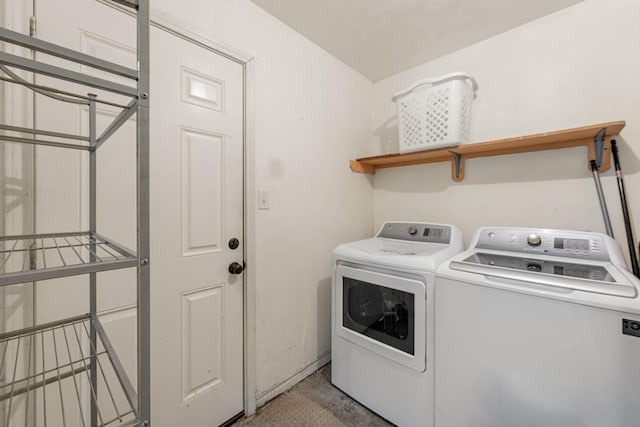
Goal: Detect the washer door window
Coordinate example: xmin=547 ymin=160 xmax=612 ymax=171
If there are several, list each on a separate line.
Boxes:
xmin=343 ymin=278 xmax=415 ymax=355
xmin=335 ymin=265 xmax=426 ymax=372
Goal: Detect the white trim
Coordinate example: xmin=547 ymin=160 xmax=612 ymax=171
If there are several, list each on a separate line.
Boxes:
xmin=95 ymin=0 xmax=254 ymax=63
xmin=150 ymin=14 xmax=253 ymax=64
xmin=256 ymin=352 xmax=332 ymax=408
xmin=243 ymin=58 xmax=258 ymax=415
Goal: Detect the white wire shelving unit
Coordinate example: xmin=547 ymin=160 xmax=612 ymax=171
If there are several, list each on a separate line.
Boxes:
xmin=0 ymin=0 xmax=150 ymax=425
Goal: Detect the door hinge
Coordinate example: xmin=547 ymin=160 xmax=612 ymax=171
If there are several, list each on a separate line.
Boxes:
xmin=29 ymin=16 xmax=36 ymax=37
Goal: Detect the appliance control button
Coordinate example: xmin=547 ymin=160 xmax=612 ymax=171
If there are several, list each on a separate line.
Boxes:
xmin=527 ymin=263 xmax=542 ymax=272
xmin=527 ymin=233 xmax=542 ymax=246
xmin=408 ymin=226 xmax=418 ymax=235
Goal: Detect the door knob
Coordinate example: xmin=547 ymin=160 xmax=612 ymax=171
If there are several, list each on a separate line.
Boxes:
xmin=228 ymin=262 xmax=244 ymax=275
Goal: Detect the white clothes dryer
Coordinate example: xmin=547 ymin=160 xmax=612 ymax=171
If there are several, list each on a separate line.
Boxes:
xmin=332 ymin=222 xmax=464 ymax=427
xmin=435 ymin=227 xmax=640 ymax=427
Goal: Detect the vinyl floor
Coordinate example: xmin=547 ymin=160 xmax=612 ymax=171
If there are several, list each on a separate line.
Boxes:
xmin=232 ymin=363 xmax=394 ymax=426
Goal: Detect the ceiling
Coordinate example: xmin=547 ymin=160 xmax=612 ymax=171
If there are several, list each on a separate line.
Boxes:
xmin=250 ymin=0 xmax=584 ymax=82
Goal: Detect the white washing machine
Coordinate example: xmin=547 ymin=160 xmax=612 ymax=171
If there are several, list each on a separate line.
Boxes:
xmin=332 ymin=221 xmax=464 ymax=427
xmin=435 ymin=227 xmax=640 ymax=427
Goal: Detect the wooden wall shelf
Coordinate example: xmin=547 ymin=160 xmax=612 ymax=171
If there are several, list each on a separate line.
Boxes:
xmin=350 ymin=121 xmax=625 ymax=181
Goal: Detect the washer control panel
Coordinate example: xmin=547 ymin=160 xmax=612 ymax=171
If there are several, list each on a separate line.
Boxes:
xmin=473 ymin=228 xmax=611 ymax=261
xmin=377 ymin=222 xmax=451 ymax=244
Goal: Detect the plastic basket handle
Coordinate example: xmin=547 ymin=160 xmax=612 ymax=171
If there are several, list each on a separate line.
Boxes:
xmin=391 ymin=72 xmax=479 ymax=102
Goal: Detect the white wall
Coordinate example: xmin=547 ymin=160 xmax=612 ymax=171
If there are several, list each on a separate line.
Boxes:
xmin=151 ymin=0 xmax=374 ymax=402
xmin=372 ymin=0 xmax=640 ymax=254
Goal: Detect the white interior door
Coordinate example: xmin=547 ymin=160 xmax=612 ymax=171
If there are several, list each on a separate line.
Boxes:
xmin=149 ymin=25 xmax=245 ymax=426
xmin=26 ymin=1 xmax=245 ymax=426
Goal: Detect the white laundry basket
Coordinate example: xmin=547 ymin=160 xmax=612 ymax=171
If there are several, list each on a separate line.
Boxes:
xmin=392 ymin=72 xmax=478 ymax=153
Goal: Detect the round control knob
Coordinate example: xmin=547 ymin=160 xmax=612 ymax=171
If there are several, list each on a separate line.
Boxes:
xmin=228 ymin=262 xmax=244 ymax=275
xmin=408 ymin=226 xmax=418 ymax=235
xmin=526 ymin=263 xmax=542 ymax=272
xmin=527 ymin=233 xmax=542 ymax=246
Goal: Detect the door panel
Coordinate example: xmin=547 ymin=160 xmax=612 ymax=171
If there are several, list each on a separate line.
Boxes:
xmin=180 ymin=128 xmax=224 ymax=257
xmin=180 ymin=284 xmax=224 ymax=402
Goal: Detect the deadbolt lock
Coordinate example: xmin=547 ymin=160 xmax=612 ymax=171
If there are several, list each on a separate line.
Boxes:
xmin=229 ymin=238 xmax=240 ymax=250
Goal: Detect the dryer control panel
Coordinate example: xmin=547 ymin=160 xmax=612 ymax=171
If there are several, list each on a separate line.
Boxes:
xmin=377 ymin=222 xmax=452 ymax=244
xmin=470 ymin=227 xmax=621 ymax=262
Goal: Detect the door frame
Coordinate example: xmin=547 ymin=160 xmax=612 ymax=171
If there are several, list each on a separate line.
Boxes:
xmin=146 ymin=15 xmax=259 ymax=417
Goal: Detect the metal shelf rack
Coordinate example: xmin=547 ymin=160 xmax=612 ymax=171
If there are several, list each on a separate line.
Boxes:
xmin=0 ymin=0 xmax=149 ymax=426
xmin=0 ymin=315 xmax=138 ymax=426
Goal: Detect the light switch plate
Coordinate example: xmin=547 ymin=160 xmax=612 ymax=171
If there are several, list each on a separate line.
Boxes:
xmin=258 ymin=190 xmax=269 ymax=210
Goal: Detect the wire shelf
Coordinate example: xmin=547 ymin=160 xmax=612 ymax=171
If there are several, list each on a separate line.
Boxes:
xmin=0 ymin=314 xmax=138 ymax=426
xmin=0 ymin=232 xmax=137 ymax=286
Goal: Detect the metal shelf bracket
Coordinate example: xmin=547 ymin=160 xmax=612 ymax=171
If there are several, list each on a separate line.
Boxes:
xmin=449 ymin=150 xmax=464 ymax=182
xmin=593 ymin=127 xmax=607 ymax=169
